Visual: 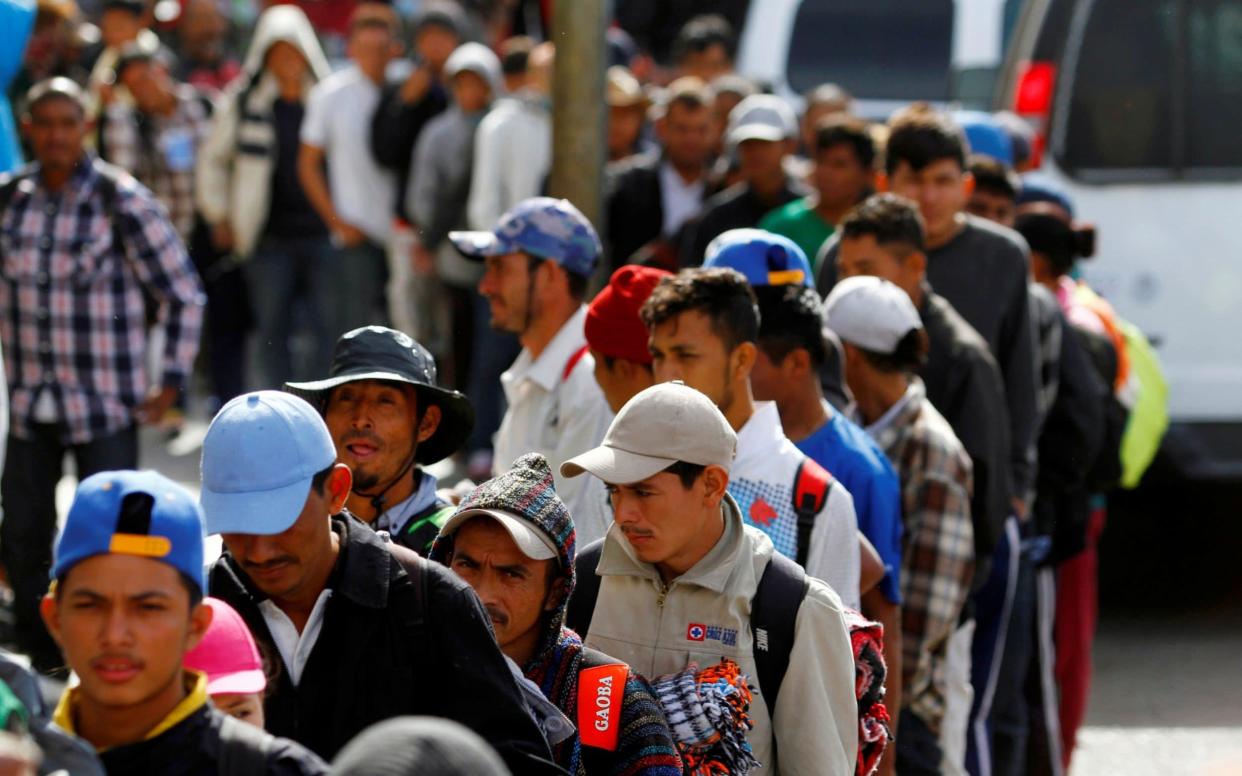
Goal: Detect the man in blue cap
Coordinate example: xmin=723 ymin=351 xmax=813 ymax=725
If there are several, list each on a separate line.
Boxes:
xmin=450 ymin=197 xmax=614 ymax=546
xmin=200 ymin=390 xmax=559 ymax=772
xmin=41 ymin=469 xmax=326 ymax=774
xmin=705 ymin=230 xmax=906 ymax=744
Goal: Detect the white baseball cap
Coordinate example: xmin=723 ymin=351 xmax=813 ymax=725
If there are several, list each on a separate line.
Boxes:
xmin=561 ymin=382 xmax=736 ymax=485
xmin=726 ymin=94 xmax=797 ymax=145
xmin=823 ymin=275 xmax=923 ymax=354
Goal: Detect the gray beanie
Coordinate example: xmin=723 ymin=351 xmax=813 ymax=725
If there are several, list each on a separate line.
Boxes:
xmin=329 ymin=717 xmax=511 ymax=776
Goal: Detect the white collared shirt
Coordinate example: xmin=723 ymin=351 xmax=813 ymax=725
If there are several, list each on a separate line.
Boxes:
xmin=658 ymin=161 xmax=705 ymax=237
xmin=730 ymin=402 xmax=861 ymax=607
xmin=494 ymin=306 xmax=614 ymax=545
xmin=258 ymin=590 xmax=333 ymax=687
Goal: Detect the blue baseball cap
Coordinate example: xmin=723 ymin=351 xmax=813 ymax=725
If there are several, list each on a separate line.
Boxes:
xmin=953 ymin=110 xmax=1014 ymax=166
xmin=200 ymin=391 xmax=338 ymax=536
xmin=448 ymin=197 xmax=601 ymax=277
xmin=703 ymin=229 xmax=814 ymax=287
xmin=52 ymin=470 xmax=205 ymax=594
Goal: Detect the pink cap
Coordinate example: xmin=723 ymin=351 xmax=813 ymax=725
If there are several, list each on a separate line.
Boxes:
xmin=184 ymin=597 xmax=267 ymax=696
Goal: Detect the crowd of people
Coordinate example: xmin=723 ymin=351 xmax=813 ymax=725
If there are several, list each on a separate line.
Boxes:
xmin=0 ymin=1 xmax=1170 ymax=775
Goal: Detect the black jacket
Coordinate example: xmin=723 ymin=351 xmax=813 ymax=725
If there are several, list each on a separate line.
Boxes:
xmin=919 ymin=289 xmax=1012 ymax=586
xmin=605 ymin=153 xmax=665 ymax=270
xmin=679 ymin=178 xmax=809 ymax=267
xmin=97 ymin=702 xmax=326 ymax=776
xmin=369 ymin=81 xmax=449 ymax=220
xmin=209 ymin=514 xmax=558 ymax=773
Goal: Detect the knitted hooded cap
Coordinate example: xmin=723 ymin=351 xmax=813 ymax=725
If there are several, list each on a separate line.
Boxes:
xmin=429 ymin=454 xmax=577 ymax=668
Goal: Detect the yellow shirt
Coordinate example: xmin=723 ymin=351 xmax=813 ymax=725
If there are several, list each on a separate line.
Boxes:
xmin=53 ymin=670 xmax=210 ymax=750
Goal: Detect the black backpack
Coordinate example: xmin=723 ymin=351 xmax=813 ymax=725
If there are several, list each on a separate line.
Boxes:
xmin=565 ymin=539 xmax=810 ymax=715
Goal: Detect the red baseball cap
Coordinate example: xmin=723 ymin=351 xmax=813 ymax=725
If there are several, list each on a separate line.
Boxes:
xmin=586 ymin=265 xmax=671 ymax=365
xmin=183 ymin=598 xmax=267 ymax=696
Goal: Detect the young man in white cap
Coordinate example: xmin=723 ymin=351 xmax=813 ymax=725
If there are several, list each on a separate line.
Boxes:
xmin=450 ymin=197 xmax=614 ymax=545
xmin=825 ymin=276 xmax=975 ymax=776
xmin=199 ymin=390 xmax=558 ymax=773
xmin=560 ymin=381 xmax=857 ymax=775
xmin=679 ymin=93 xmax=810 ymax=266
xmin=641 ymin=267 xmax=861 ymax=607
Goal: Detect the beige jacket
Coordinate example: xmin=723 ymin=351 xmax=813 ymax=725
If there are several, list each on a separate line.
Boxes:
xmin=194 ymin=5 xmax=330 ymax=258
xmin=582 ymin=495 xmax=857 ymax=775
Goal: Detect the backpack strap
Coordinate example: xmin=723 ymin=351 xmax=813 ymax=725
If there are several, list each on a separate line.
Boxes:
xmin=217 ymin=711 xmax=275 ymax=776
xmin=386 ymin=541 xmax=428 ymax=629
xmin=791 ymin=458 xmax=833 ymax=568
xmin=750 ymin=551 xmax=809 ymax=716
xmin=566 ymin=538 xmax=605 ymax=637
xmin=398 ymin=502 xmax=457 ymax=557
xmin=562 ymin=344 xmax=590 ymax=382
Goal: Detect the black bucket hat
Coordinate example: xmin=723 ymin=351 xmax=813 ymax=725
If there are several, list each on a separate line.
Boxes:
xmin=284 ymin=327 xmax=474 ymax=465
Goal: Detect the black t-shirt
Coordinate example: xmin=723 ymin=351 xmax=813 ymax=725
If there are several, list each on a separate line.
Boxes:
xmin=265 ymin=99 xmax=327 ymax=239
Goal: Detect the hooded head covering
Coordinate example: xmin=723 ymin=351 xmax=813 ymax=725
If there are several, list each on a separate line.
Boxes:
xmin=444 ymin=41 xmax=503 ymax=98
xmin=429 ymin=453 xmax=576 ymax=670
xmin=242 ymin=4 xmax=330 ymax=83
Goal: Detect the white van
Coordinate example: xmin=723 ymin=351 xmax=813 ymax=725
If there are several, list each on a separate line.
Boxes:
xmin=996 ymin=0 xmax=1242 ymax=479
xmin=735 ymin=0 xmax=1022 ymax=116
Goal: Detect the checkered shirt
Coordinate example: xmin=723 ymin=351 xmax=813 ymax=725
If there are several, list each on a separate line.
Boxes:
xmin=869 ymin=379 xmax=975 ymax=734
xmin=100 ymin=84 xmax=212 ymax=240
xmin=0 ymin=157 xmax=205 ymax=444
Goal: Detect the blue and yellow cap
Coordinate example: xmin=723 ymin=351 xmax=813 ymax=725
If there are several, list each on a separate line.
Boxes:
xmin=703 ymin=228 xmax=814 ymax=287
xmin=51 ymin=470 xmax=205 ymax=594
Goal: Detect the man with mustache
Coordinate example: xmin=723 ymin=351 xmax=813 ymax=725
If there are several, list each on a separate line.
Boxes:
xmin=41 ymin=469 xmax=326 ymax=774
xmin=285 ymin=326 xmax=474 ymax=555
xmin=429 ymin=453 xmax=682 ymax=775
xmin=201 ymin=390 xmax=559 ymax=772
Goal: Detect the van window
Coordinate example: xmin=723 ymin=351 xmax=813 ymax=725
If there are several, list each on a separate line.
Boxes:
xmin=1060 ymin=0 xmax=1177 ymax=172
xmin=1057 ymin=0 xmax=1242 ymax=177
xmin=1185 ymin=0 xmax=1242 ymax=168
xmin=785 ymin=0 xmax=953 ymax=100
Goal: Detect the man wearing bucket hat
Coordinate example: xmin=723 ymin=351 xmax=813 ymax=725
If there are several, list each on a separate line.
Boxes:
xmin=41 ymin=469 xmax=326 ymax=774
xmin=201 ymin=391 xmax=558 ymax=772
xmin=451 ymin=197 xmax=614 ymax=545
xmin=285 ymin=326 xmax=474 ymax=555
xmin=429 ymin=454 xmax=682 ymax=776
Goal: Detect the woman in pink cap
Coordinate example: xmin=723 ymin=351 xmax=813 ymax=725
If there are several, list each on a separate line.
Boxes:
xmin=183 ymin=597 xmax=268 ymax=728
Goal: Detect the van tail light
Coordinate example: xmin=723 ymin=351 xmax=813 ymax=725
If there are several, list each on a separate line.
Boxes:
xmin=1013 ymin=61 xmax=1057 ymax=167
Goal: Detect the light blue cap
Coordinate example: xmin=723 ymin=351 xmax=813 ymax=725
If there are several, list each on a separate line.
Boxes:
xmin=53 ymin=470 xmax=206 ymax=593
xmin=703 ymin=228 xmax=814 ymax=287
xmin=448 ymin=197 xmax=602 ymax=277
xmin=200 ymin=390 xmax=338 ymax=536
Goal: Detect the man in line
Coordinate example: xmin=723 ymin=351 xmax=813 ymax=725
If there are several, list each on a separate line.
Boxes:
xmin=605 ymin=77 xmax=715 ymax=270
xmin=285 ymin=326 xmax=474 ymax=555
xmin=102 ymin=39 xmax=248 ymax=408
xmin=760 ymin=115 xmax=875 ymax=272
xmin=836 ymin=194 xmax=1012 ymax=774
xmin=560 ymin=381 xmax=857 ymax=775
xmin=201 ymin=390 xmax=558 ymax=771
xmin=42 ymin=470 xmax=326 ymax=773
xmin=680 ymin=94 xmax=809 ymax=266
xmin=824 ymin=276 xmax=975 ymax=776
xmin=450 ymin=198 xmax=613 ymax=545
xmin=196 ymin=4 xmax=334 ymax=386
xmin=585 ymin=265 xmax=670 ymax=413
xmin=430 ymin=453 xmax=683 ymax=775
xmin=641 ymin=268 xmax=860 ymax=605
xmin=0 ymin=78 xmax=204 ymax=672
xmin=298 ymin=6 xmax=400 ymax=336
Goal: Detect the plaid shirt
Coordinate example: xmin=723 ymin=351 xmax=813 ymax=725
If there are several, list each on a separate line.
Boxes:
xmin=0 ymin=156 xmax=205 ymax=444
xmin=100 ymin=84 xmax=212 ymax=240
xmin=866 ymin=379 xmax=974 ymax=734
